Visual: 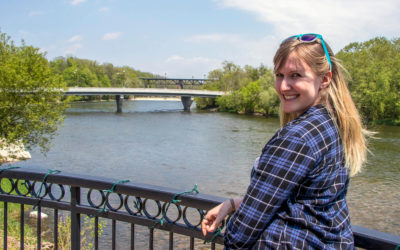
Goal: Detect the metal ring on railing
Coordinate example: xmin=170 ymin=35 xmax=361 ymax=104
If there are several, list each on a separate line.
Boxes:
xmin=162 ymin=202 xmax=182 ymax=224
xmin=105 ymin=192 xmax=124 ymax=211
xmin=87 ymin=189 xmax=106 ymax=208
xmin=124 ymin=195 xmax=142 ymax=215
xmin=31 ymin=181 xmax=49 ymax=198
xmin=48 ymin=183 xmax=66 ymax=201
xmin=15 ymin=179 xmax=31 ymax=196
xmin=182 ymin=206 xmax=203 ymax=228
xmin=142 ymin=198 xmax=162 ymax=220
xmin=0 ymin=178 xmax=15 ymax=194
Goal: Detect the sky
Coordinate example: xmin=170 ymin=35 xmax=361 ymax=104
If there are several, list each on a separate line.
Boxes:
xmin=0 ymin=0 xmax=399 ymax=78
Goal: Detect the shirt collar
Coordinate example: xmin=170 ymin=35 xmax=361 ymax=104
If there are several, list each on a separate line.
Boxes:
xmin=287 ymin=104 xmax=329 ymax=126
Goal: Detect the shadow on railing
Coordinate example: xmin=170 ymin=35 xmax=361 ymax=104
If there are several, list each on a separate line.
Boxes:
xmin=0 ymin=166 xmax=399 ymax=249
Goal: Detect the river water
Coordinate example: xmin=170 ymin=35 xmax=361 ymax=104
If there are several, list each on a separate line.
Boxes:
xmin=14 ymin=100 xmax=400 ymax=246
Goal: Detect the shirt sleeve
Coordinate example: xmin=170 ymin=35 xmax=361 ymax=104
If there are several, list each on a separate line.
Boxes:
xmin=224 ymin=135 xmax=316 ymax=248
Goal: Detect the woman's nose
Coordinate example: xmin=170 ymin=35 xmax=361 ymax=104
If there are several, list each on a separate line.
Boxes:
xmin=280 ymin=77 xmax=291 ymax=91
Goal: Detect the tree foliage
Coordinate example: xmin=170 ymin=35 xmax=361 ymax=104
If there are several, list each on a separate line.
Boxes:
xmin=336 ymin=37 xmax=400 ymax=124
xmin=50 ymin=56 xmax=152 ymax=89
xmin=197 ymin=61 xmax=279 ymax=116
xmin=0 ymin=32 xmax=68 ymax=155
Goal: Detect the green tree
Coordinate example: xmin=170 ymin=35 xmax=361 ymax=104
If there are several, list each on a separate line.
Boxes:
xmin=217 ymin=80 xmax=262 ymax=114
xmin=337 ymin=37 xmax=400 ymax=123
xmin=51 ymin=57 xmax=146 ymax=89
xmin=197 ymin=62 xmax=279 ymax=116
xmin=257 ymin=71 xmax=280 ymax=115
xmin=0 ymin=32 xmax=68 ymax=159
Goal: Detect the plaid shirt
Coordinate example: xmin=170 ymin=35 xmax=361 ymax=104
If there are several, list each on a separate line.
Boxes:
xmin=225 ymin=105 xmax=354 ymax=249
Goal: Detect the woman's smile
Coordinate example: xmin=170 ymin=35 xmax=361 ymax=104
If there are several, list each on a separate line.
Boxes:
xmin=283 ymin=94 xmax=299 ymax=100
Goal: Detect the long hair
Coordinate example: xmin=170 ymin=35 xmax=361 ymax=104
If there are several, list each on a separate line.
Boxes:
xmin=273 ymin=38 xmax=373 ymax=176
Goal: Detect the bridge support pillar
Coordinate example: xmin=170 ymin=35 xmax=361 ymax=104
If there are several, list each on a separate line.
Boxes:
xmin=116 ymin=95 xmax=123 ymax=113
xmin=181 ymin=96 xmax=193 ymax=111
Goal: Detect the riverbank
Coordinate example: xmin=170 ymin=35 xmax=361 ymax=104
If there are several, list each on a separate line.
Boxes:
xmin=196 ymin=104 xmax=400 ymax=126
xmin=0 ymin=140 xmax=31 ymax=164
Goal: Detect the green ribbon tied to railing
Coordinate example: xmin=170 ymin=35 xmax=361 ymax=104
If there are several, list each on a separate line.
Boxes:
xmin=89 ymin=179 xmax=130 ymax=217
xmin=32 ymin=169 xmax=62 ymax=209
xmin=0 ymin=165 xmax=20 ymax=174
xmin=203 ymin=226 xmax=223 ymax=244
xmin=149 ymin=184 xmax=199 ymax=229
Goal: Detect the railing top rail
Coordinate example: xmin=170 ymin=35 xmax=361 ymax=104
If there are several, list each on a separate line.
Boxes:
xmin=0 ymin=166 xmax=225 ymax=209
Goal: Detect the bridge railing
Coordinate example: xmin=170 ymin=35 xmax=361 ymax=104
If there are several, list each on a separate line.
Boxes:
xmin=139 ymin=78 xmax=214 ymax=90
xmin=0 ymin=167 xmax=399 ymax=249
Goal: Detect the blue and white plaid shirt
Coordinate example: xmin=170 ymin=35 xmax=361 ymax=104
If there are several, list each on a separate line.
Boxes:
xmin=225 ymin=105 xmax=354 ymax=249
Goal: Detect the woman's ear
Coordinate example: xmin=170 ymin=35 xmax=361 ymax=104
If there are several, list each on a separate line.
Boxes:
xmin=320 ymin=71 xmax=332 ymax=89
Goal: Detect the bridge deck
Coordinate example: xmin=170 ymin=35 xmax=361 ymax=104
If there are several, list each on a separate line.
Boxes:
xmin=66 ymin=87 xmax=225 ymax=98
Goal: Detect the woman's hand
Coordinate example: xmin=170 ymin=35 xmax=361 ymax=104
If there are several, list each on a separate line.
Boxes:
xmin=201 ymin=199 xmax=235 ymax=236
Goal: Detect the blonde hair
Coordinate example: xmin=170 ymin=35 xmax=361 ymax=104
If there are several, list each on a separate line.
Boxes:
xmin=273 ymin=38 xmax=373 ymax=176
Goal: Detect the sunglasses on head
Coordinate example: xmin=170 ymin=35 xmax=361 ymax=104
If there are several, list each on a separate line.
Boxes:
xmin=281 ymin=33 xmax=332 ymax=71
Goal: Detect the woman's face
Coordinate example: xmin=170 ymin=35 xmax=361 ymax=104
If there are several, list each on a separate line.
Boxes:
xmin=275 ymin=52 xmax=329 ymax=115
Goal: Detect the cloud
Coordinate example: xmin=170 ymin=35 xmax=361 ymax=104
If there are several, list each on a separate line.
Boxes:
xmin=28 ymin=11 xmax=44 ymax=17
xmin=68 ymin=35 xmax=83 ymax=43
xmin=102 ymin=32 xmax=122 ymax=41
xmin=71 ymin=0 xmax=85 ymax=5
xmin=165 ymin=55 xmax=219 ymax=64
xmin=214 ymin=0 xmax=400 ymax=51
xmin=185 ymin=32 xmax=279 ymax=67
xmin=64 ymin=43 xmax=83 ymax=55
xmin=39 ymin=45 xmax=57 ymax=54
xmin=18 ymin=30 xmax=31 ymax=37
xmin=166 ymin=55 xmax=184 ymax=62
xmin=99 ymin=7 xmax=110 ymax=12
xmin=185 ymin=33 xmax=241 ymax=43
xmin=152 ymin=55 xmax=221 ymax=78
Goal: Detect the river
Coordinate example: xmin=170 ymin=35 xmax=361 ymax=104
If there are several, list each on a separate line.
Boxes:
xmin=14 ymin=100 xmax=400 ymax=246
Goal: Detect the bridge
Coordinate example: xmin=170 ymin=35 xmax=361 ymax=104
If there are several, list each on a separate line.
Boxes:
xmin=65 ymin=87 xmax=226 ymax=112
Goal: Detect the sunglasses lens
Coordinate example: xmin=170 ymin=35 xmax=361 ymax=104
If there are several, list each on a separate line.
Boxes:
xmin=301 ymin=34 xmax=317 ymax=42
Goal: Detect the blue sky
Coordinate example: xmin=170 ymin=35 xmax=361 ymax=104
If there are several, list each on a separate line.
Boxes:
xmin=1 ymin=0 xmax=399 ymax=78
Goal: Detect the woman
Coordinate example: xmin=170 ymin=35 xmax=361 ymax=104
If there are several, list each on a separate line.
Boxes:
xmin=201 ymin=34 xmax=371 ymax=249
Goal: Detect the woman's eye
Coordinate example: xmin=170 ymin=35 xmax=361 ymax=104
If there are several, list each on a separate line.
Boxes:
xmin=275 ymin=73 xmax=283 ymax=78
xmin=292 ymin=73 xmax=301 ymax=77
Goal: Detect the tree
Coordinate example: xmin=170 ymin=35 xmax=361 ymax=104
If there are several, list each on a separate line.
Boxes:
xmin=337 ymin=37 xmax=400 ymax=123
xmin=197 ymin=62 xmax=279 ymax=116
xmin=0 ymin=31 xmax=68 ymax=161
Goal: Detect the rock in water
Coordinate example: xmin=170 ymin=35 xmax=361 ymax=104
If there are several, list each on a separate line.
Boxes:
xmin=29 ymin=211 xmax=49 ymax=219
xmin=0 ymin=139 xmax=31 ymax=164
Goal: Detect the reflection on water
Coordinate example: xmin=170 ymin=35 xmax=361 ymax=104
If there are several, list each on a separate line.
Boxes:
xmin=14 ymin=100 xmax=400 ymax=247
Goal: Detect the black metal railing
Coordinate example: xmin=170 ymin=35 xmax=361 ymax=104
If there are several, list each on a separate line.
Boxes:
xmin=0 ymin=166 xmax=399 ymax=249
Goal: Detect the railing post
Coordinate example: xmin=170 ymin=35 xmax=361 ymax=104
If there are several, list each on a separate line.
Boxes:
xmin=4 ymin=202 xmax=7 ymax=250
xmin=37 ymin=205 xmax=42 ymax=250
xmin=71 ymin=186 xmax=81 ymax=250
